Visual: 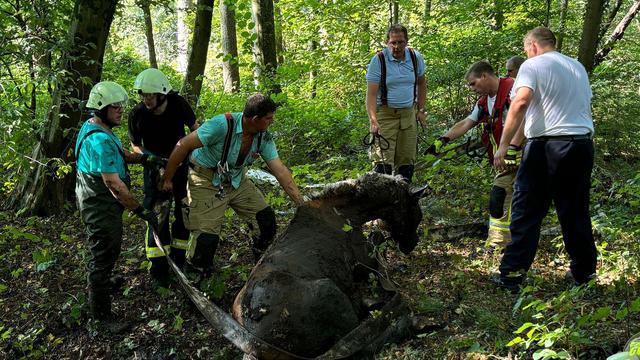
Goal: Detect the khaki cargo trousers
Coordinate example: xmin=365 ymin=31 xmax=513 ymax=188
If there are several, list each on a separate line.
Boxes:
xmin=369 ymin=106 xmax=417 ymax=171
xmin=183 ymin=164 xmax=268 ymax=259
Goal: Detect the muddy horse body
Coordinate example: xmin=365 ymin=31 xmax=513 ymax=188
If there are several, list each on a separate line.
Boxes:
xmin=232 ymin=173 xmax=425 ymax=359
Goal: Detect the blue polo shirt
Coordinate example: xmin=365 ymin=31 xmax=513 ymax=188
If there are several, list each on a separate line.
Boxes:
xmin=191 ymin=112 xmax=279 ymax=189
xmin=75 ymin=120 xmax=129 ymax=181
xmin=366 ymin=47 xmax=426 ymax=108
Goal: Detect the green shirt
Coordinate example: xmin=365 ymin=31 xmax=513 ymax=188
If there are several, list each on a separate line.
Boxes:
xmin=75 ymin=119 xmax=129 ymax=182
xmin=191 ymin=112 xmax=278 ymax=189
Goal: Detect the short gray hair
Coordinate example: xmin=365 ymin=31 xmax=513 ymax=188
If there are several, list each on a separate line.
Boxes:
xmin=525 ymin=26 xmax=556 ymax=48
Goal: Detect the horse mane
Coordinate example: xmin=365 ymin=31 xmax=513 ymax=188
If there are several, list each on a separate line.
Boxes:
xmin=309 ymin=172 xmax=408 ymax=205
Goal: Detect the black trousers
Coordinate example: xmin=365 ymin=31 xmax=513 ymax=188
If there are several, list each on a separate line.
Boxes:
xmin=499 ymin=137 xmax=597 ymax=285
xmin=143 ymin=163 xmax=190 ymax=256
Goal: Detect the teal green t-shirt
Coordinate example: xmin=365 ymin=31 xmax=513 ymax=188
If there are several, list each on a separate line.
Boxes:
xmin=75 ymin=119 xmax=129 ymax=181
xmin=191 ymin=112 xmax=278 ymax=189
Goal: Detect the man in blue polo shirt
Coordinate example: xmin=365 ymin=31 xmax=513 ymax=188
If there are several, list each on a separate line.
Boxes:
xmin=160 ymin=93 xmax=303 ymax=276
xmin=366 ymin=24 xmax=427 ymax=183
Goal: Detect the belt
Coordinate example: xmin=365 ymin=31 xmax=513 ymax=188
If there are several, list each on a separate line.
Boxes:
xmin=188 ymin=160 xmax=215 ymax=174
xmin=378 ymin=105 xmax=414 ymax=112
xmin=529 ymin=134 xmax=592 ymax=141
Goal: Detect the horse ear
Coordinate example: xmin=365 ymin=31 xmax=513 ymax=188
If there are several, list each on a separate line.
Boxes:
xmin=410 ymin=184 xmax=431 ymax=198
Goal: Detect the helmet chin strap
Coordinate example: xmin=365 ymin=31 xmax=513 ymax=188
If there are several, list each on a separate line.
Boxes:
xmin=94 ymin=109 xmax=117 ymax=129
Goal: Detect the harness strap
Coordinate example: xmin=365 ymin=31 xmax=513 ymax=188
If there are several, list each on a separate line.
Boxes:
xmin=76 ymin=128 xmax=126 ymax=161
xmin=378 ymin=47 xmax=418 ymax=106
xmin=220 ymin=112 xmax=234 ymax=169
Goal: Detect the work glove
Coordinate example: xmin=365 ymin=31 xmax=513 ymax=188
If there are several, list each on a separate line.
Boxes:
xmin=504 ymin=144 xmax=522 ymax=167
xmin=141 ymin=154 xmax=167 ymax=167
xmin=132 ymin=206 xmax=159 ymax=230
xmin=425 ymin=136 xmax=450 ymax=155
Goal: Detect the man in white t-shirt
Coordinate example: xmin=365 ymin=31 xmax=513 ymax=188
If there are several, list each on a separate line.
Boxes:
xmin=427 ymin=61 xmax=524 ymax=249
xmin=492 ymin=27 xmax=596 ymax=293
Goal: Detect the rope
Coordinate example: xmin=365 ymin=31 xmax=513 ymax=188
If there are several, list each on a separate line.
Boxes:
xmin=362 ymin=132 xmax=391 ymax=174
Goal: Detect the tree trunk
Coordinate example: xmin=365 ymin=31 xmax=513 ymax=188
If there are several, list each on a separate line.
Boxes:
xmin=140 ymin=0 xmax=158 ymax=68
xmin=309 ymin=39 xmax=317 ymax=99
xmin=556 ymin=0 xmax=570 ymax=52
xmin=578 ymin=0 xmax=605 ymax=73
xmin=274 ymin=0 xmax=285 ymax=65
xmin=251 ymin=0 xmax=280 ymax=94
xmin=594 ymin=0 xmax=640 ymax=66
xmin=220 ymin=0 xmax=240 ymax=93
xmin=176 ymin=0 xmax=190 ymax=73
xmin=493 ymin=0 xmax=504 ymax=30
xmin=424 ymin=0 xmax=431 ymax=21
xmin=389 ymin=0 xmax=399 ymax=26
xmin=544 ymin=0 xmax=551 ymax=26
xmin=182 ymin=0 xmax=214 ymax=107
xmin=8 ymin=0 xmax=119 ymax=216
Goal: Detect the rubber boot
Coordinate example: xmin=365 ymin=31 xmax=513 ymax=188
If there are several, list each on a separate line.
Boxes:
xmin=373 ymin=163 xmax=393 ymax=175
xmin=169 ymin=248 xmax=186 ymax=269
xmin=88 ymin=290 xmax=131 ymax=334
xmin=396 ymin=165 xmax=415 ymax=183
xmin=190 ymin=233 xmax=219 ymax=278
xmin=150 ymin=257 xmax=169 ymax=289
xmin=108 ymin=275 xmax=125 ymax=295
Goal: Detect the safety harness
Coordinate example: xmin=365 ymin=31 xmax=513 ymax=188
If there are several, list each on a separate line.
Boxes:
xmin=215 ymin=112 xmax=264 ymax=200
xmin=377 ymin=47 xmax=418 ymax=106
xmin=477 ymin=77 xmax=514 ymax=163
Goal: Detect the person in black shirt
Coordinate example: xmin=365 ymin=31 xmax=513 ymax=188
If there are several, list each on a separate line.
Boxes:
xmin=128 ymin=68 xmax=199 ymax=288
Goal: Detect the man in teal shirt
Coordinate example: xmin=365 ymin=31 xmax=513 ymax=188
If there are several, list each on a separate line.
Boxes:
xmin=76 ymin=81 xmax=162 ymax=332
xmin=161 ymin=93 xmax=303 ymax=276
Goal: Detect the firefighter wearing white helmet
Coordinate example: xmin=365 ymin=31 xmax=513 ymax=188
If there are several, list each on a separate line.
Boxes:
xmin=76 ymin=80 xmax=161 ymax=333
xmin=128 ymin=68 xmax=199 ymax=288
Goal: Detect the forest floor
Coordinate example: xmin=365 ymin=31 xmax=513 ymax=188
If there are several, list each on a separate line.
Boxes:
xmin=1 ymin=178 xmax=638 ymax=359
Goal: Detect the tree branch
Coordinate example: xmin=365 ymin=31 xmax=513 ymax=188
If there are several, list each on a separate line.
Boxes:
xmin=594 ymin=0 xmax=640 ymax=66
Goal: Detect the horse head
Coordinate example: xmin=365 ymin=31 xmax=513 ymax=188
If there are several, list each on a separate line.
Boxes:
xmin=355 ymin=172 xmax=426 ymax=254
xmin=311 ymin=172 xmax=426 ymax=254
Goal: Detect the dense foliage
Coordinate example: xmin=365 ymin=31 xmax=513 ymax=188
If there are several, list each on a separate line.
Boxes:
xmin=1 ymin=0 xmax=639 ymax=358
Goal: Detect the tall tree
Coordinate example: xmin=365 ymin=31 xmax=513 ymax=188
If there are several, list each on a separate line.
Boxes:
xmin=220 ymin=0 xmax=240 ymax=93
xmin=594 ymin=0 xmax=640 ymax=66
xmin=309 ymin=39 xmax=318 ymax=99
xmin=578 ymin=0 xmax=605 ymax=73
xmin=182 ymin=0 xmax=214 ymax=107
xmin=8 ymin=0 xmax=119 ymax=215
xmin=176 ymin=0 xmax=190 ymax=73
xmin=492 ymin=0 xmax=504 ymax=30
xmin=389 ymin=0 xmax=399 ymax=26
xmin=556 ymin=0 xmax=570 ymax=52
xmin=251 ymin=0 xmax=280 ymax=93
xmin=139 ymin=0 xmax=158 ymax=68
xmin=424 ymin=0 xmax=431 ymax=21
xmin=274 ymin=0 xmax=285 ymax=65
xmin=543 ymin=0 xmax=551 ymax=26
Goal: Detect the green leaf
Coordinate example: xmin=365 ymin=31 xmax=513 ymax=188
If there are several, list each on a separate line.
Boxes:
xmin=514 ymin=322 xmax=534 ymax=334
xmin=342 ymin=223 xmax=353 ymax=232
xmin=0 ymin=284 xmax=7 ymax=293
xmin=616 ymin=307 xmax=629 ymax=320
xmin=507 ymin=336 xmax=523 ymax=347
xmin=591 ymin=306 xmax=611 ymax=321
xmin=173 ymin=314 xmax=184 ymax=331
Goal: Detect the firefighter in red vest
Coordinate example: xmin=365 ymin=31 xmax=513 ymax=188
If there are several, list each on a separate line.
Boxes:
xmin=426 ymin=61 xmax=525 ymax=249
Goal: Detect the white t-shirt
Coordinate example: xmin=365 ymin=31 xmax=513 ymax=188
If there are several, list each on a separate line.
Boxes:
xmin=513 ymin=51 xmax=594 ymax=138
xmin=468 ymin=94 xmax=510 ymax=123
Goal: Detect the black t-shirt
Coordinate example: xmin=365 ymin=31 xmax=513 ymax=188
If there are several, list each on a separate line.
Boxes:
xmin=128 ymin=93 xmax=196 ymax=158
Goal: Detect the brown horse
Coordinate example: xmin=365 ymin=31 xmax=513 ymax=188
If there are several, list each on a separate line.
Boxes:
xmin=232 ymin=172 xmax=426 ymax=359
